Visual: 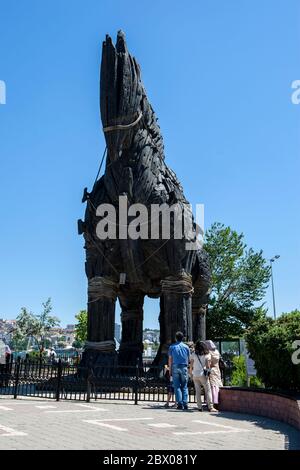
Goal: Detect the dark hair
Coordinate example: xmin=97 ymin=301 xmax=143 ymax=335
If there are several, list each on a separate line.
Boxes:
xmin=195 ymin=340 xmax=209 ymax=355
xmin=175 ymin=331 xmax=184 ymax=342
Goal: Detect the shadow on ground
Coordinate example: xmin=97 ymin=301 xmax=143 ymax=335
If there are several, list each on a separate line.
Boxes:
xmin=213 ymin=411 xmax=300 ymax=450
xmin=141 ymin=403 xmax=300 ymax=450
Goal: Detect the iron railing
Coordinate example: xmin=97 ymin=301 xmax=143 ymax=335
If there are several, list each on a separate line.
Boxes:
xmin=0 ymin=357 xmax=232 ymax=403
xmin=0 ymin=358 xmax=195 ymax=404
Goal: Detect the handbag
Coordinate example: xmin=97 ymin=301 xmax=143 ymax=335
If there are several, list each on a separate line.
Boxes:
xmin=196 ymin=353 xmax=211 ymax=377
xmin=219 ymin=356 xmax=227 ymax=370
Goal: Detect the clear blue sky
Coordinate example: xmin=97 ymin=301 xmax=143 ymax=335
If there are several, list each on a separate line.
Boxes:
xmin=0 ymin=1 xmax=299 ymax=328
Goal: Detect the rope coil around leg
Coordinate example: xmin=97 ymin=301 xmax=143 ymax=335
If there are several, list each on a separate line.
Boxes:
xmin=84 ymin=340 xmax=116 ymax=352
xmin=161 ymin=272 xmax=194 ymax=296
xmin=121 ymin=309 xmax=142 ymax=321
xmin=119 ymin=341 xmax=143 ymax=351
xmin=88 ymin=276 xmax=118 ymax=303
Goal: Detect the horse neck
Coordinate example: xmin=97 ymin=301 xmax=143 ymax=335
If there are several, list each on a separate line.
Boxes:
xmin=127 ymin=108 xmax=165 ymax=169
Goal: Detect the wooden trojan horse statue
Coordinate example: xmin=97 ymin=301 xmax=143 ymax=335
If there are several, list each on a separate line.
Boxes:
xmin=78 ymin=31 xmax=210 ymax=368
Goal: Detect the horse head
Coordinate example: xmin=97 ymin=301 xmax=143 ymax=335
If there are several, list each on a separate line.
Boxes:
xmin=100 ymin=31 xmax=164 ymax=164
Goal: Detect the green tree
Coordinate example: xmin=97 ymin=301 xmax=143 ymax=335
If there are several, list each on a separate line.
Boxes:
xmin=74 ymin=310 xmax=88 ymax=343
xmin=9 ymin=327 xmax=29 ymax=351
xmin=204 ymin=223 xmax=271 ymax=338
xmin=11 ymin=298 xmax=60 ymax=355
xmin=72 ymin=339 xmax=83 ymax=349
xmin=246 ymin=309 xmax=300 ymax=390
xmin=37 ymin=298 xmax=60 ymax=345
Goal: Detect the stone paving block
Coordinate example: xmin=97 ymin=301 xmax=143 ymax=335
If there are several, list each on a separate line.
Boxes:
xmin=0 ymin=398 xmax=299 ymax=450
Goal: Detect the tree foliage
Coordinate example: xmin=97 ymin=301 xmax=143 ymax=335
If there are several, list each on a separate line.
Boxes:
xmin=10 ymin=298 xmax=60 ymax=352
xmin=74 ymin=310 xmax=88 ymax=343
xmin=246 ymin=310 xmax=300 ymax=391
xmin=72 ymin=339 xmax=83 ymax=349
xmin=204 ymin=223 xmax=271 ymax=338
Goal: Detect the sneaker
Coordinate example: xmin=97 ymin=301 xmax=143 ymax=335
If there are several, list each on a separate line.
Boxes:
xmin=183 ymin=405 xmax=188 ymax=410
xmin=164 ymin=403 xmax=169 ymax=408
xmin=209 ymin=407 xmax=218 ymax=413
xmin=198 ymin=408 xmax=203 ymax=412
xmin=176 ymin=404 xmax=183 ymax=410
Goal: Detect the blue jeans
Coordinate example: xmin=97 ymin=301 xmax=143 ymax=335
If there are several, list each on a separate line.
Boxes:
xmin=172 ymin=364 xmax=188 ymax=406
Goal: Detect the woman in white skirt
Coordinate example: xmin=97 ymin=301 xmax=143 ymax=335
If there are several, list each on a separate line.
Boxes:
xmin=190 ymin=340 xmax=218 ymax=412
xmin=205 ymin=340 xmax=223 ymax=408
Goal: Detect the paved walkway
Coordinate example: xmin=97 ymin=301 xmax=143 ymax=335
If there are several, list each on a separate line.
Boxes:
xmin=0 ymin=397 xmax=299 ymax=450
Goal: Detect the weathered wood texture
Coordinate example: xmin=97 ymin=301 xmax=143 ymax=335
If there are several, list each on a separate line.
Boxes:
xmin=79 ymin=31 xmax=211 ymax=367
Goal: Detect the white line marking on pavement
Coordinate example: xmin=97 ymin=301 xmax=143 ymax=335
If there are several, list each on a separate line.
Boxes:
xmin=0 ymin=400 xmax=53 ymax=406
xmin=35 ymin=405 xmax=57 ymax=409
xmin=76 ymin=404 xmax=107 ymax=410
xmin=148 ymin=423 xmax=176 ymax=428
xmin=193 ymin=419 xmax=245 ymax=431
xmin=192 ymin=419 xmax=240 ymax=430
xmin=0 ymin=406 xmax=13 ymax=411
xmin=84 ymin=417 xmax=154 ymax=422
xmin=84 ymin=422 xmax=128 ymax=432
xmin=0 ymin=401 xmax=51 ymax=405
xmin=0 ymin=424 xmax=27 ymax=437
xmin=44 ymin=408 xmax=106 ymax=413
xmin=173 ymin=429 xmax=250 ymax=436
xmin=83 ymin=417 xmax=154 ymax=431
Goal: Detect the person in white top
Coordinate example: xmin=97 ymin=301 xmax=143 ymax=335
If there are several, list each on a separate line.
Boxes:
xmin=205 ymin=340 xmax=223 ymax=408
xmin=190 ymin=340 xmax=218 ymax=412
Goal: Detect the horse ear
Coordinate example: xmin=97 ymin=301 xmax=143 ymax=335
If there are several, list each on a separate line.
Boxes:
xmin=116 ymin=30 xmax=128 ymax=54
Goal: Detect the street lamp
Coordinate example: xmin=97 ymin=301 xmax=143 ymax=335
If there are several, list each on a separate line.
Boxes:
xmin=269 ymin=255 xmax=280 ymax=320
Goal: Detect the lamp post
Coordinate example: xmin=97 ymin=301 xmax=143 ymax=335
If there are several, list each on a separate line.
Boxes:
xmin=269 ymin=255 xmax=280 ymax=320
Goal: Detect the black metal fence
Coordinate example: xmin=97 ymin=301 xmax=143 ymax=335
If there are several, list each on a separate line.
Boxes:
xmin=0 ymin=358 xmax=190 ymax=404
xmin=0 ymin=357 xmax=232 ymax=404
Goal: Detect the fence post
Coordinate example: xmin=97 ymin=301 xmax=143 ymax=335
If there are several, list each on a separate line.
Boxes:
xmin=86 ymin=362 xmax=91 ymax=403
xmin=38 ymin=351 xmax=43 ymax=377
xmin=134 ymin=360 xmax=139 ymax=405
xmin=7 ymin=353 xmax=13 ymax=374
xmin=13 ymin=357 xmax=21 ymax=399
xmin=55 ymin=359 xmax=62 ymax=401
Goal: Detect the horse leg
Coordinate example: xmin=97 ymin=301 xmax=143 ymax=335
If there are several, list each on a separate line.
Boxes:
xmin=82 ymin=276 xmax=118 ymax=368
xmin=118 ymin=290 xmax=144 ymax=366
xmin=156 ymin=280 xmax=193 ymax=365
xmin=192 ymin=294 xmax=207 ymax=342
xmin=191 ymin=250 xmax=211 ymax=342
xmin=152 ymin=296 xmax=167 ymax=366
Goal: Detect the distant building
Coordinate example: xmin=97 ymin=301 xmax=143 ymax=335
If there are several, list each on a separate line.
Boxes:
xmin=0 ymin=319 xmax=16 ymax=342
xmin=144 ymin=345 xmax=153 ymax=357
xmin=65 ymin=324 xmax=75 ymax=332
xmin=0 ymin=318 xmax=77 ymax=351
xmin=143 ymin=329 xmax=159 ymax=344
xmin=48 ymin=326 xmax=75 ymax=348
xmin=114 ymin=323 xmax=121 ymax=342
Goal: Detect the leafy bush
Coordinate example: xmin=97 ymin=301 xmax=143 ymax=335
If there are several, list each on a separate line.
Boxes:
xmin=24 ymin=350 xmax=48 ymax=360
xmin=246 ymin=310 xmax=300 ymax=391
xmin=231 ymin=355 xmax=263 ymax=388
xmin=231 ymin=356 xmax=247 ymax=386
